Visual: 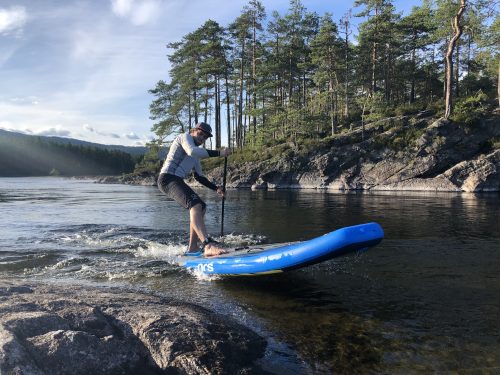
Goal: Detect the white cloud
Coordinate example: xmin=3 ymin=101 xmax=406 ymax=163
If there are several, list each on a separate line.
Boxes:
xmin=83 ymin=123 xmax=94 ymax=132
xmin=110 ymin=0 xmax=160 ymax=25
xmin=82 ymin=122 xmax=122 ymax=138
xmin=0 ymin=120 xmax=14 ymax=130
xmin=9 ymin=96 xmax=39 ymax=105
xmin=125 ymin=132 xmax=140 ymax=140
xmin=34 ymin=126 xmax=72 ymax=137
xmin=0 ymin=6 xmax=27 ymax=35
xmin=111 ymin=0 xmax=134 ymax=17
xmin=130 ymin=1 xmax=160 ymax=25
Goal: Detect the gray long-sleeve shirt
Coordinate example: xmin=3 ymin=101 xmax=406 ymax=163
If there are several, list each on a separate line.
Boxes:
xmin=160 ymin=132 xmax=219 ymax=189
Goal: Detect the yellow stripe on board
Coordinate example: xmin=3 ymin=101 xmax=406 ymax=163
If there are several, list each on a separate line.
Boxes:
xmin=219 ymin=270 xmax=284 ymax=277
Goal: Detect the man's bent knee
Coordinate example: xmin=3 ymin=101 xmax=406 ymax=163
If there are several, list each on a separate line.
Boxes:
xmin=190 ymin=202 xmax=206 ymax=212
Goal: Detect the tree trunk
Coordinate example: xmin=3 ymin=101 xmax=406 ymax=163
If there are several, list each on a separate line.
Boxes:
xmin=467 ymin=32 xmax=472 ymax=96
xmin=188 ymin=92 xmax=192 ymax=128
xmin=385 ymin=43 xmax=391 ymax=102
xmin=252 ymin=14 xmax=257 ymax=144
xmin=371 ymin=42 xmax=377 ymax=94
xmin=204 ymin=81 xmax=209 ymax=123
xmin=289 ymin=52 xmax=293 ymax=105
xmin=303 ymin=72 xmax=307 ymax=108
xmin=224 ymin=65 xmax=231 ymax=149
xmin=429 ymin=46 xmax=435 ymax=103
xmin=455 ymin=42 xmax=460 ymax=98
xmin=215 ymin=76 xmax=221 ymax=149
xmin=342 ymin=14 xmax=350 ymax=118
xmin=410 ymin=31 xmax=416 ymax=103
xmin=238 ymin=40 xmax=245 ymax=149
xmin=371 ymin=6 xmax=379 ymax=94
xmin=444 ymin=0 xmax=466 ymax=119
xmin=193 ymin=90 xmax=198 ymax=124
xmin=497 ymin=61 xmax=500 ymax=108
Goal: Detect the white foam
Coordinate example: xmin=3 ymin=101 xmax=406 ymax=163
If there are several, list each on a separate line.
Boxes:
xmin=216 ymin=233 xmax=266 ymax=246
xmin=189 ymin=267 xmax=222 ymax=282
xmin=134 ymin=242 xmax=184 ymax=259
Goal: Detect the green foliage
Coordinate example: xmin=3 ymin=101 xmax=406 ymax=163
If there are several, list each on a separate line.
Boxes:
xmin=450 ymin=90 xmax=490 ymax=125
xmin=394 ymin=102 xmax=427 ymax=116
xmin=202 ymin=142 xmax=295 ymax=171
xmin=133 ymin=141 xmax=162 ymax=175
xmin=357 ymin=93 xmax=392 ymax=123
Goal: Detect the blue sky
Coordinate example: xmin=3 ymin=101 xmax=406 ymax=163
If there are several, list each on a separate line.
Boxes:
xmin=0 ymin=0 xmax=421 ymax=146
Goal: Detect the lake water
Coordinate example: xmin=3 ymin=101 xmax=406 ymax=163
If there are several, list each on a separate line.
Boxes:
xmin=0 ymin=177 xmax=499 ymax=373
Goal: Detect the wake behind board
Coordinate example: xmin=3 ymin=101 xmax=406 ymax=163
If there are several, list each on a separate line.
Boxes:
xmin=179 ymin=222 xmax=384 ymax=276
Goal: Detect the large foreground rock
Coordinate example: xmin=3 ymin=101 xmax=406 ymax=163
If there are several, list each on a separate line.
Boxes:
xmin=0 ymin=281 xmax=267 ymax=375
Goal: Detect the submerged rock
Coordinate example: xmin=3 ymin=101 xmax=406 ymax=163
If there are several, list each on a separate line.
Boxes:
xmin=0 ymin=281 xmax=267 ymax=375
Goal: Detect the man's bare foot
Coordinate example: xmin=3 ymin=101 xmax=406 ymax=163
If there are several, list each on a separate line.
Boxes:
xmin=204 ymin=243 xmax=227 ymax=257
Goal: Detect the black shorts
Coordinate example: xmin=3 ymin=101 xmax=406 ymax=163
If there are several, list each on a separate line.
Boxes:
xmin=157 ymin=173 xmax=206 ymax=210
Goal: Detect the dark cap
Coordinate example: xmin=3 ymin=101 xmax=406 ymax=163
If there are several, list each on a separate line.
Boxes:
xmin=195 ymin=122 xmax=213 ymax=137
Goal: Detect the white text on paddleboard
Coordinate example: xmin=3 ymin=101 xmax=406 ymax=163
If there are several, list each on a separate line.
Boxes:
xmin=196 ymin=263 xmax=214 ymax=273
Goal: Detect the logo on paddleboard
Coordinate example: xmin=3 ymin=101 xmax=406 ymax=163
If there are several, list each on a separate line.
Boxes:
xmin=196 ymin=263 xmax=214 ymax=273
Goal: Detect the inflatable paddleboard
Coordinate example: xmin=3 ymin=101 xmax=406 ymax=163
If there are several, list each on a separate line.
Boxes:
xmin=179 ymin=222 xmax=383 ymax=276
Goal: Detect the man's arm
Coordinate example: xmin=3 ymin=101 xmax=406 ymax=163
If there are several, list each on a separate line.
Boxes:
xmin=180 ymin=133 xmax=211 ymax=158
xmin=193 ymin=173 xmax=218 ymax=191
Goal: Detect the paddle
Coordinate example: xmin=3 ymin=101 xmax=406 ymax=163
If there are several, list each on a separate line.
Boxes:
xmin=220 ymin=156 xmax=228 ymax=237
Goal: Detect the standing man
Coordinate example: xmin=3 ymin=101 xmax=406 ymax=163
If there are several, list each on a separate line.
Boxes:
xmin=157 ymin=123 xmax=231 ymax=256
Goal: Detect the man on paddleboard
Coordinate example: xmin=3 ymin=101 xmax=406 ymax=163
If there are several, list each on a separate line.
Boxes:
xmin=157 ymin=122 xmax=231 ymax=256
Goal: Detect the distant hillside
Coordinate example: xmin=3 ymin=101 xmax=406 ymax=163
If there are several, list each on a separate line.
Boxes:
xmin=0 ymin=130 xmax=138 ymax=177
xmin=0 ymin=129 xmax=148 ymax=156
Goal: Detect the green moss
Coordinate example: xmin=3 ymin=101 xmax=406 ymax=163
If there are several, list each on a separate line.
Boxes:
xmin=394 ymin=102 xmax=427 ymax=116
xmin=384 ymin=126 xmax=426 ymax=151
xmin=202 ymin=142 xmax=294 ymax=172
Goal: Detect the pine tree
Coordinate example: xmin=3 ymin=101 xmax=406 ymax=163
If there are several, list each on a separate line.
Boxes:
xmin=310 ymin=14 xmax=342 ymax=135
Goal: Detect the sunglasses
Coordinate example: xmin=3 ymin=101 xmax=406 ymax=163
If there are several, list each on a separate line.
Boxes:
xmin=198 ymin=130 xmax=210 ymax=138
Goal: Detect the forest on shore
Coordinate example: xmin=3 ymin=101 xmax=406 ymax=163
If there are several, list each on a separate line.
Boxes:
xmin=140 ymin=0 xmax=498 ymax=173
xmin=0 ymin=132 xmax=136 ymax=177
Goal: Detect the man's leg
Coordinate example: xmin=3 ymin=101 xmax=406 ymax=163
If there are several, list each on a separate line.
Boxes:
xmin=188 ymin=203 xmax=225 ymax=256
xmin=188 ymin=204 xmax=206 ymax=252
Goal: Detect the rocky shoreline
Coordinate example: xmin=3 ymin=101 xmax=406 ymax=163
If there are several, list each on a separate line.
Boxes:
xmin=95 ymin=114 xmax=500 ymax=193
xmin=0 ymin=280 xmax=268 ymax=375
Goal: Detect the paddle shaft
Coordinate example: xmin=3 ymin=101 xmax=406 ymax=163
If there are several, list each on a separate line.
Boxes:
xmin=220 ymin=156 xmax=228 ymax=237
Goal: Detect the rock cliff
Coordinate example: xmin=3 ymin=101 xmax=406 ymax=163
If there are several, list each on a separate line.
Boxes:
xmin=206 ymin=113 xmax=499 ymax=192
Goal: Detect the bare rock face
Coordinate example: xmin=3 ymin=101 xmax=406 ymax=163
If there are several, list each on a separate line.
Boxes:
xmin=0 ymin=282 xmax=267 ymax=375
xmin=442 ymin=149 xmax=500 ymax=192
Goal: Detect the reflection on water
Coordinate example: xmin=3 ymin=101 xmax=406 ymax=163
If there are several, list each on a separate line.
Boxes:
xmin=0 ymin=177 xmax=499 ymax=373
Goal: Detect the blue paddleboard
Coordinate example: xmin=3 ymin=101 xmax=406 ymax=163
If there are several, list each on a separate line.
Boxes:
xmin=179 ymin=222 xmax=384 ymax=276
